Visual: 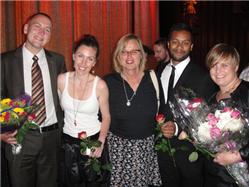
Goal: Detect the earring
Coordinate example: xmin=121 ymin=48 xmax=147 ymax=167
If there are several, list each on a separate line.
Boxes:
xmin=91 ymin=66 xmax=95 ymax=74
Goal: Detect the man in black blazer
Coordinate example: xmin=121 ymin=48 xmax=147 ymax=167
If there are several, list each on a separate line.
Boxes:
xmin=157 ymin=23 xmax=217 ymax=187
xmin=1 ymin=12 xmax=66 ymax=187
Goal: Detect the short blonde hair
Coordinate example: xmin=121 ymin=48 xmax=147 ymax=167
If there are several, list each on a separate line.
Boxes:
xmin=206 ymin=43 xmax=240 ymax=69
xmin=113 ymin=34 xmax=146 ymax=73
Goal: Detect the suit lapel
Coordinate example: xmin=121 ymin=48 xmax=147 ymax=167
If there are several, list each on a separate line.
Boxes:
xmin=174 ymin=61 xmax=193 ymax=89
xmin=12 ymin=48 xmax=25 ymax=97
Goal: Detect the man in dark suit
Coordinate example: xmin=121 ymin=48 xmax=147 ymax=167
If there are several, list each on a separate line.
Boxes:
xmin=157 ymin=23 xmax=217 ymax=187
xmin=1 ymin=12 xmax=66 ymax=187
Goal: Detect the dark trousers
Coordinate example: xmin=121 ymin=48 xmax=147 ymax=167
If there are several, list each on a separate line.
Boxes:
xmin=158 ymin=137 xmax=204 ymax=187
xmin=5 ymin=129 xmax=60 ymax=187
xmin=59 ymin=133 xmax=110 ymax=187
xmin=1 ymin=145 xmax=11 ymax=187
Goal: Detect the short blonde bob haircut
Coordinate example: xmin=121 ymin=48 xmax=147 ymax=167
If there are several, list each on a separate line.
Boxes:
xmin=206 ymin=43 xmax=240 ymax=69
xmin=113 ymin=33 xmax=146 ymax=73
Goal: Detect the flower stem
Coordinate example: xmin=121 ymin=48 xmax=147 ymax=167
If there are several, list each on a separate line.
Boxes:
xmin=185 ymin=137 xmax=215 ymax=158
xmin=167 ymin=138 xmax=176 ymax=167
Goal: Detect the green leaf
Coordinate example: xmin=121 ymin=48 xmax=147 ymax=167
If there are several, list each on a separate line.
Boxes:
xmin=189 ymin=151 xmax=198 ymax=162
xmin=102 ymin=163 xmax=112 ymax=171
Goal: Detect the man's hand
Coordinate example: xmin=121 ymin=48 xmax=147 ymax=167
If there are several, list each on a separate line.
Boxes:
xmin=0 ymin=130 xmax=17 ymax=144
xmin=161 ymin=121 xmax=176 ymax=138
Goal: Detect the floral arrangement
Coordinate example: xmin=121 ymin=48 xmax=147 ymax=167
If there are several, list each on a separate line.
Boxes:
xmin=169 ymin=87 xmax=249 ymax=187
xmin=0 ymin=94 xmax=38 ymax=154
xmin=78 ymin=131 xmax=112 ymax=179
xmin=155 ymin=114 xmax=176 ymax=166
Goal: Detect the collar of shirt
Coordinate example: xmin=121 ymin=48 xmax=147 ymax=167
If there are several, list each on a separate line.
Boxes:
xmin=161 ymin=56 xmax=190 ymax=103
xmin=169 ymin=56 xmax=190 ymax=84
xmin=23 ymin=43 xmax=45 ymax=65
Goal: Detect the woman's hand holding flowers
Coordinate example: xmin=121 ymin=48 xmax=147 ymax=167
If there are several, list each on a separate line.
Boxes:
xmin=90 ymin=141 xmax=104 ymax=158
xmin=214 ymin=151 xmax=242 ymax=166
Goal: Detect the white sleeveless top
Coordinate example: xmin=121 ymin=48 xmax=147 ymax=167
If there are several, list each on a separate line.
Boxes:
xmin=61 ymin=72 xmax=101 ymax=138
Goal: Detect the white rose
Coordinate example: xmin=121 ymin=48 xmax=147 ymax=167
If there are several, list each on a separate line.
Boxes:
xmin=197 ymin=122 xmax=212 ymax=143
xmin=222 ymin=118 xmax=243 ymax=132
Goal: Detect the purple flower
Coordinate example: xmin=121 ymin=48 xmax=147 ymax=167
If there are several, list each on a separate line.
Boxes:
xmin=224 ymin=140 xmax=237 ymax=150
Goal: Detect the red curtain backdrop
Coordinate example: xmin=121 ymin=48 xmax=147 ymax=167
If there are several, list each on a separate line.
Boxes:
xmin=1 ymin=1 xmax=159 ymax=76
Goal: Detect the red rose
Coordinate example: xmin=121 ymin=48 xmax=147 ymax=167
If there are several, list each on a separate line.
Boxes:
xmin=4 ymin=112 xmax=10 ymax=122
xmin=187 ymin=98 xmax=203 ymax=111
xmin=156 ymin=114 xmax=165 ymax=124
xmin=78 ymin=131 xmax=87 ymax=139
xmin=28 ymin=113 xmax=36 ymax=121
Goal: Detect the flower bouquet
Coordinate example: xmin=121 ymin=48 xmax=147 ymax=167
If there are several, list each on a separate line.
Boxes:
xmin=168 ymin=87 xmax=249 ymax=187
xmin=0 ymin=94 xmax=38 ymax=154
xmin=78 ymin=131 xmax=112 ymax=182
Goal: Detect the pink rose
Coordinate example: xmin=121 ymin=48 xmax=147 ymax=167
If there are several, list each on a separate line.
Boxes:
xmin=210 ymin=127 xmax=221 ymax=139
xmin=223 ymin=107 xmax=232 ymax=112
xmin=207 ymin=113 xmax=219 ymax=126
xmin=231 ymin=110 xmax=241 ymax=119
xmin=78 ymin=131 xmax=87 ymax=139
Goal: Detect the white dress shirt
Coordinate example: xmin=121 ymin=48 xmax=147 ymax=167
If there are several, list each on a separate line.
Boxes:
xmin=161 ymin=57 xmax=190 ymax=103
xmin=23 ymin=44 xmax=57 ymax=127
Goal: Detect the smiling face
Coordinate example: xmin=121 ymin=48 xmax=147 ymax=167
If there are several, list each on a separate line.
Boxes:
xmin=119 ymin=39 xmax=142 ymax=72
xmin=209 ymin=57 xmax=239 ymax=88
xmin=73 ymin=45 xmax=97 ymax=75
xmin=24 ymin=14 xmax=52 ymax=54
xmin=168 ymin=30 xmax=193 ymax=65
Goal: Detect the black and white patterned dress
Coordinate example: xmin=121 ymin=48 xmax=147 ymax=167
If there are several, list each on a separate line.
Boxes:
xmin=104 ymin=72 xmax=162 ymax=187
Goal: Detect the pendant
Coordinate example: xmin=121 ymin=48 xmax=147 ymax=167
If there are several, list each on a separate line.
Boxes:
xmin=126 ymin=101 xmax=131 ymax=106
xmin=74 ymin=120 xmax=77 ymax=126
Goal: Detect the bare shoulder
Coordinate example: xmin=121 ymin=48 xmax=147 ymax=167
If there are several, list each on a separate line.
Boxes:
xmin=57 ymin=72 xmax=66 ymax=83
xmin=57 ymin=72 xmax=70 ymax=91
xmin=96 ymin=77 xmax=108 ymax=91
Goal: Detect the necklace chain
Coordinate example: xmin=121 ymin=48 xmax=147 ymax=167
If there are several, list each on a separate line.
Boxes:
xmin=73 ymin=73 xmax=89 ymax=126
xmin=122 ymin=77 xmax=136 ymax=106
xmin=217 ymin=78 xmax=241 ymax=100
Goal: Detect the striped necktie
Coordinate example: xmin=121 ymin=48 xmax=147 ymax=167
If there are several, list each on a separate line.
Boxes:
xmin=31 ymin=55 xmax=46 ymax=126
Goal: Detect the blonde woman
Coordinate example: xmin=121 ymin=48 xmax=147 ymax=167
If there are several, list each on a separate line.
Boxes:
xmin=104 ymin=34 xmax=162 ymax=186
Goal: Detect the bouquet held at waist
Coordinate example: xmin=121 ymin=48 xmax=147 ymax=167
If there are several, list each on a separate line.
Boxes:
xmin=0 ymin=94 xmax=39 ymax=154
xmin=169 ymin=87 xmax=249 ymax=187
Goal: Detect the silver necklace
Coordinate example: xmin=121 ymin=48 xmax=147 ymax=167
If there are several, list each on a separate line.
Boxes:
xmin=122 ymin=78 xmax=136 ymax=106
xmin=73 ymin=73 xmax=89 ymax=126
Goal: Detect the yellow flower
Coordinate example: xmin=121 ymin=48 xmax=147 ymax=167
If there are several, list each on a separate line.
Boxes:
xmin=0 ymin=98 xmax=11 ymax=105
xmin=0 ymin=115 xmax=4 ymax=123
xmin=13 ymin=107 xmax=24 ymax=114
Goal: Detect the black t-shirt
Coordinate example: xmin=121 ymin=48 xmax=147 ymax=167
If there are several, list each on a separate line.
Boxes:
xmin=104 ymin=71 xmax=158 ymax=139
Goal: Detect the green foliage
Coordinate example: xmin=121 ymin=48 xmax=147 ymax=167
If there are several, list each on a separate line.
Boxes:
xmin=189 ymin=151 xmax=199 ymax=162
xmin=80 ymin=138 xmax=112 ymax=178
xmin=85 ymin=157 xmax=112 ymax=176
xmin=16 ymin=121 xmax=38 ymax=144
